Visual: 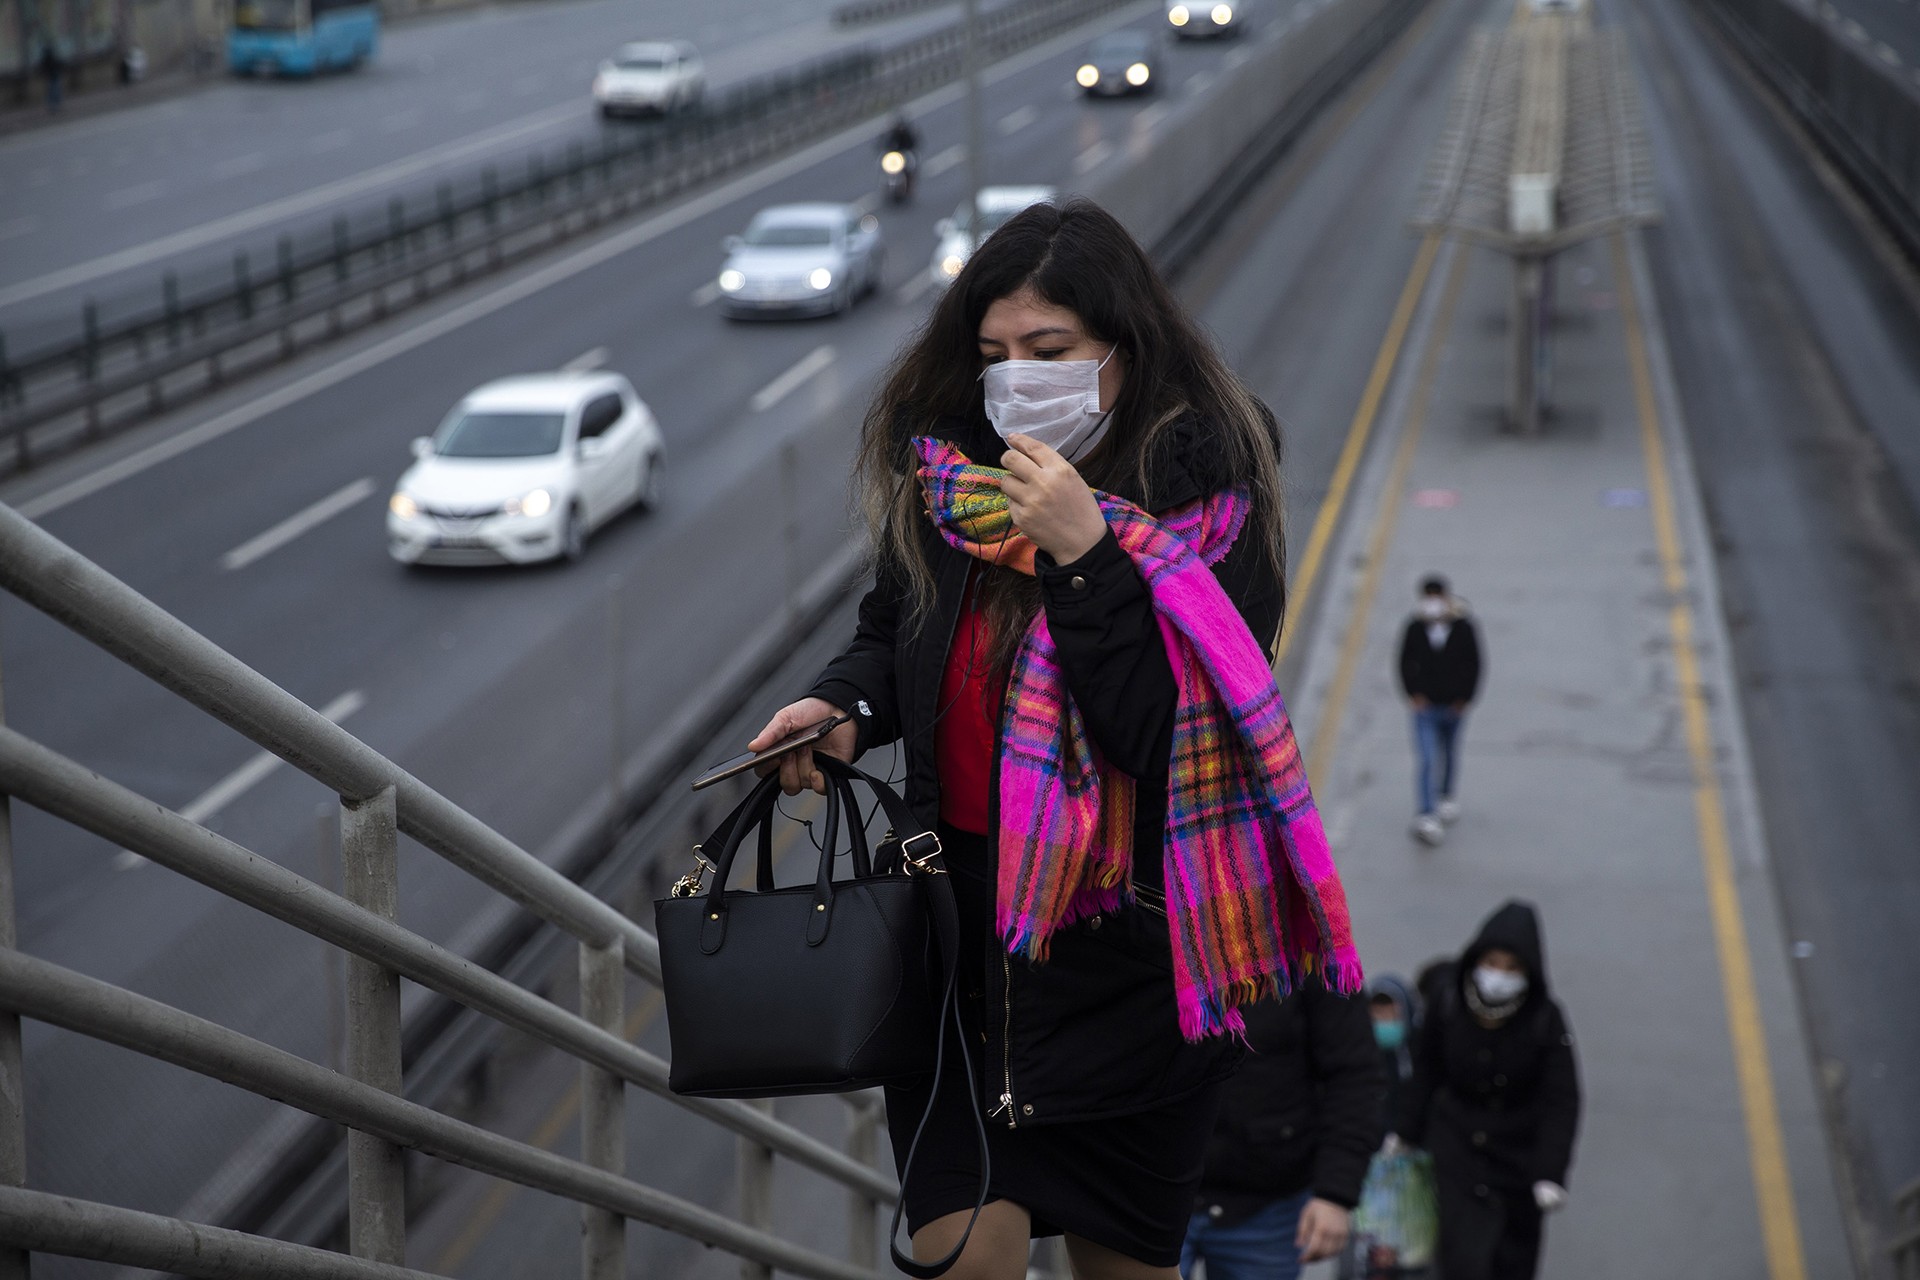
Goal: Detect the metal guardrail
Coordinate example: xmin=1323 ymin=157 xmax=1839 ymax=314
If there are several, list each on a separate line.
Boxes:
xmin=834 ymin=0 xmax=957 ymax=26
xmin=1895 ymin=1177 xmax=1920 ymax=1280
xmin=0 ymin=501 xmax=893 ymax=1280
xmin=0 ymin=0 xmax=1137 ymax=479
xmin=1692 ymin=0 xmax=1920 ymax=266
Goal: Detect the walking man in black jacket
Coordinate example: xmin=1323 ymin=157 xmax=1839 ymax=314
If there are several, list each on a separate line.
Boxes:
xmin=1398 ymin=575 xmax=1482 ymax=847
xmin=1181 ymin=978 xmax=1385 ymax=1280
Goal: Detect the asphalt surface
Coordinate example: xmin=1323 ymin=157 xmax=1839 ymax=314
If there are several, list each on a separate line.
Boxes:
xmin=1794 ymin=0 xmax=1920 ymax=79
xmin=2 ymin=0 xmax=1917 ymax=1270
xmin=0 ymin=0 xmax=958 ymax=343
xmin=0 ymin=0 xmax=1330 ymax=1264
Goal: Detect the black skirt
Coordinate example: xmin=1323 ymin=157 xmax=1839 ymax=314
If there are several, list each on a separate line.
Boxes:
xmin=883 ymin=825 xmax=1222 ymax=1266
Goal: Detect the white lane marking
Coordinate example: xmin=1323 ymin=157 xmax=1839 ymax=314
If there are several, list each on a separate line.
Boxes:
xmin=561 ymin=345 xmax=609 ymax=371
xmin=104 ymin=180 xmax=166 ymax=209
xmin=1135 ymin=102 xmax=1169 ymax=133
xmin=1073 ymin=140 xmax=1114 ymax=175
xmin=0 ymin=99 xmax=584 ymax=310
xmin=213 ymin=152 xmax=269 ymax=179
xmin=690 ymin=280 xmax=723 ymax=307
xmin=851 ymin=191 xmax=881 ymax=216
xmin=749 ymin=345 xmax=835 ymax=412
xmin=1876 ymin=40 xmax=1901 ymax=64
xmin=308 ymin=128 xmax=352 ymax=154
xmin=12 ymin=2 xmax=1161 ymax=519
xmin=997 ymin=104 xmax=1039 ymax=135
xmin=115 ymin=688 xmax=367 ymax=869
xmin=924 ymin=144 xmax=966 ymax=177
xmin=219 ymin=476 xmax=377 ymax=571
xmin=896 ymin=271 xmax=938 ymax=305
xmin=0 ymin=216 xmax=38 ymax=243
xmin=1841 ymin=17 xmax=1867 ymax=40
xmin=1186 ymin=70 xmax=1215 ymax=95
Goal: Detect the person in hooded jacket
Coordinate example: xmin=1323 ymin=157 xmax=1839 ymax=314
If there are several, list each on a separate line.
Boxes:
xmin=1398 ymin=902 xmax=1579 ymax=1280
xmin=1181 ymin=977 xmax=1385 ymax=1280
xmin=746 ymin=198 xmax=1358 ymax=1279
xmin=1368 ymin=975 xmax=1418 ymax=1137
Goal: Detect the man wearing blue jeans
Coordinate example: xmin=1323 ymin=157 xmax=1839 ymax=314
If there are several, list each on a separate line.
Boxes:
xmin=1181 ymin=979 xmax=1385 ymax=1280
xmin=1398 ymin=575 xmax=1482 ymax=848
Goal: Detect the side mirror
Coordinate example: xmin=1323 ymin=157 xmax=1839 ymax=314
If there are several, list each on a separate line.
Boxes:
xmin=722 ymin=235 xmax=743 ymax=253
xmin=410 ymin=436 xmax=432 ymax=459
xmin=935 ymin=218 xmax=954 ymax=238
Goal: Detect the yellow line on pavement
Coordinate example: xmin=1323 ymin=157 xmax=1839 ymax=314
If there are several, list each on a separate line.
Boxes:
xmin=1611 ymin=234 xmax=1809 ymax=1280
xmin=1304 ymin=245 xmax=1468 ymax=786
xmin=1272 ymin=234 xmax=1442 ymax=670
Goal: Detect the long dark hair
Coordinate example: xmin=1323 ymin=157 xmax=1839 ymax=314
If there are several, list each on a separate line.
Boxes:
xmin=855 ymin=198 xmax=1286 ymax=659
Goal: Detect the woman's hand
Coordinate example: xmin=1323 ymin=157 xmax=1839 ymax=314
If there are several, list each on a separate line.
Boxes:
xmin=999 ymin=434 xmax=1108 ymax=564
xmin=1295 ymin=1197 xmax=1352 ymax=1262
xmin=747 ymin=697 xmax=856 ymax=796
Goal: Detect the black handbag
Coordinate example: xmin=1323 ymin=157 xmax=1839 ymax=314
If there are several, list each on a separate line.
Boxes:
xmin=655 ymin=756 xmax=987 ymax=1278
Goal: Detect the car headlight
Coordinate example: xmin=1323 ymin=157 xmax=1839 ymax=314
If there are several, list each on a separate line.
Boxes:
xmin=1168 ymin=4 xmax=1189 ymax=23
xmin=718 ymin=269 xmax=745 ymax=292
xmin=1126 ymin=62 xmax=1150 ymax=86
xmin=1211 ymin=3 xmax=1232 ymax=22
xmin=1076 ymin=64 xmax=1099 ymax=87
xmin=808 ymin=267 xmax=833 ymax=291
xmin=881 ymin=149 xmax=906 ymax=175
xmin=941 ymin=254 xmax=965 ymax=278
xmin=505 ymin=488 xmax=552 ymax=518
xmin=389 ymin=492 xmax=419 ymax=520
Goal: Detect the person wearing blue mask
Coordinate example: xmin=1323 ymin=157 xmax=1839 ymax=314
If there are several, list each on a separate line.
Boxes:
xmin=1398 ymin=902 xmax=1581 ymax=1280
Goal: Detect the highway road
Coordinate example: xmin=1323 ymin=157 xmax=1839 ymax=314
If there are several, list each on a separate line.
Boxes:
xmin=2 ymin=0 xmax=1919 ymax=1269
xmin=0 ymin=0 xmax=1327 ymax=1262
xmin=1792 ymin=0 xmax=1920 ymax=80
xmin=0 ymin=0 xmax=958 ymax=343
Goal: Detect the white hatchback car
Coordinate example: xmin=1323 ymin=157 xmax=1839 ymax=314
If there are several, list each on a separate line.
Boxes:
xmin=930 ymin=185 xmax=1056 ymax=288
xmin=593 ymin=40 xmax=704 ymax=117
xmin=1167 ymin=1 xmax=1237 ymax=36
xmin=387 ymin=373 xmax=664 ymax=567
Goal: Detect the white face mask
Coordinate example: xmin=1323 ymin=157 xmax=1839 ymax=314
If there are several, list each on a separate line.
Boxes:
xmin=1473 ymin=965 xmax=1529 ymax=1005
xmin=1418 ymin=596 xmax=1450 ymax=623
xmin=980 ymin=347 xmax=1117 ymax=462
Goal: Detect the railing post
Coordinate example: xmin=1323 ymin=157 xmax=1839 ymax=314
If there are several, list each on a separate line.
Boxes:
xmin=738 ymin=1101 xmax=775 ymax=1280
xmin=341 ymin=784 xmax=405 ymax=1264
xmin=845 ymin=1097 xmax=879 ymax=1268
xmin=0 ymin=637 xmax=30 ymax=1280
xmin=579 ymin=939 xmax=625 ymax=1280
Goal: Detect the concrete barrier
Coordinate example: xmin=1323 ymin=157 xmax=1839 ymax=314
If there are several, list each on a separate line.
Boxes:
xmin=1082 ymin=0 xmax=1424 ymax=266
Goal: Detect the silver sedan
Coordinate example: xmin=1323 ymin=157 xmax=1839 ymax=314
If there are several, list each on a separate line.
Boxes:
xmin=716 ymin=203 xmax=886 ymax=319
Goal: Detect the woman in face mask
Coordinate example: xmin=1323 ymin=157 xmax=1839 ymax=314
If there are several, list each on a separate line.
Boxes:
xmin=747 ymin=198 xmax=1361 ymax=1279
xmin=1397 ymin=901 xmax=1581 ymax=1280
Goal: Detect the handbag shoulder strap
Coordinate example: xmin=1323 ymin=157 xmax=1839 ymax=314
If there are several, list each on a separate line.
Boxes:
xmin=815 ymin=759 xmax=989 ymax=1279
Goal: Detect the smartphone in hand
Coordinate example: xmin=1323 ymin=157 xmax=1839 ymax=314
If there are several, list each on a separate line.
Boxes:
xmin=691 ymin=714 xmax=850 ymax=791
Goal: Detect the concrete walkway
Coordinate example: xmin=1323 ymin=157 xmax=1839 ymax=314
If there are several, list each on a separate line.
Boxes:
xmin=1280 ymin=230 xmax=1855 ymax=1277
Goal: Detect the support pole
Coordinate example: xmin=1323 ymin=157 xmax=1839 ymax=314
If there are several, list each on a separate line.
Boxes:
xmin=0 ymin=633 xmax=29 ymax=1280
xmin=738 ymin=1099 xmax=776 ymax=1280
xmin=962 ymin=0 xmax=983 ymax=258
xmin=1511 ymin=253 xmax=1543 ymax=435
xmin=579 ymin=940 xmax=625 ymax=1280
xmin=342 ymin=785 xmax=405 ymax=1264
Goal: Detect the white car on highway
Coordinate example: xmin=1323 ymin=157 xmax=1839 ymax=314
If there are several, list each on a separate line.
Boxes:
xmin=593 ymin=41 xmax=704 ymax=117
xmin=716 ymin=203 xmax=885 ymax=318
xmin=1167 ymin=1 xmax=1237 ymax=36
xmin=930 ymin=185 xmax=1056 ymax=288
xmin=387 ymin=373 xmax=664 ymax=567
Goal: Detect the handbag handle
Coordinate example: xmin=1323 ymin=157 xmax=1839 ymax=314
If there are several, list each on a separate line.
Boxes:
xmin=813 ymin=758 xmax=990 ymax=1280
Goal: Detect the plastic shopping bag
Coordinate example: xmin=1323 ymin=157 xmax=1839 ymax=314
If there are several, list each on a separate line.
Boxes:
xmin=1350 ymin=1148 xmax=1438 ymax=1271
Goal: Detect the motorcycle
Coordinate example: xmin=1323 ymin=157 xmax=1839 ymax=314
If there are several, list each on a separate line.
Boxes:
xmin=880 ymin=147 xmax=918 ymax=204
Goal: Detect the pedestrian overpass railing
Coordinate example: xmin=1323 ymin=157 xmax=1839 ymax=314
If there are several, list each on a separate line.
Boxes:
xmin=0 ymin=500 xmax=896 ymax=1280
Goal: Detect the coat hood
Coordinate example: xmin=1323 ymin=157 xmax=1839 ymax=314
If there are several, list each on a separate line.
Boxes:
xmin=1460 ymin=899 xmax=1550 ymax=1005
xmin=1368 ymin=973 xmax=1417 ymax=1026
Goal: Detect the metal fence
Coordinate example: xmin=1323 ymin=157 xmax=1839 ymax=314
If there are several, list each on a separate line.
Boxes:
xmin=0 ymin=500 xmax=897 ymax=1280
xmin=1693 ymin=0 xmax=1920 ymax=264
xmin=1895 ymin=1178 xmax=1920 ymax=1280
xmin=0 ymin=0 xmax=1139 ymax=479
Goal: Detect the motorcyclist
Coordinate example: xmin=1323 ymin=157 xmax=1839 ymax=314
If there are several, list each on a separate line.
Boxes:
xmin=879 ymin=112 xmax=920 ymax=201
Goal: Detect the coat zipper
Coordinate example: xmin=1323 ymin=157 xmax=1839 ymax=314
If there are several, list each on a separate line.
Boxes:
xmin=993 ymin=950 xmax=1017 ymax=1128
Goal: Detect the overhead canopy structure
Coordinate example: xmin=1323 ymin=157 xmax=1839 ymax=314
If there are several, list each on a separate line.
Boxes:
xmin=1410 ymin=17 xmax=1657 ymax=252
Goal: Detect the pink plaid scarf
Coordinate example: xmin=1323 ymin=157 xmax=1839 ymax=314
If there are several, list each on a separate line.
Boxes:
xmin=916 ymin=438 xmax=1362 ymax=1039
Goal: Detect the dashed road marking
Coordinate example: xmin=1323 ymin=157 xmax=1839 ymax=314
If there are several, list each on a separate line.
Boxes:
xmin=104 ymin=180 xmax=165 ymax=209
xmin=219 ymin=476 xmax=378 ymax=572
xmin=896 ymin=271 xmax=938 ymax=305
xmin=1073 ymin=139 xmax=1114 ymax=174
xmin=690 ymin=280 xmax=723 ymax=307
xmin=924 ymin=144 xmax=967 ymax=177
xmin=749 ymin=344 xmax=836 ymax=413
xmin=997 ymin=104 xmax=1039 ymax=135
xmin=561 ymin=346 xmax=608 ymax=371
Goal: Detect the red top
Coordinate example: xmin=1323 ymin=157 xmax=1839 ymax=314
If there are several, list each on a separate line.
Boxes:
xmin=936 ymin=571 xmax=1007 ymax=835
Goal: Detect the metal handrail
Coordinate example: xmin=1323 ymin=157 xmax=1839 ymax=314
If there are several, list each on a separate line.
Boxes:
xmin=0 ymin=496 xmax=896 ymax=1277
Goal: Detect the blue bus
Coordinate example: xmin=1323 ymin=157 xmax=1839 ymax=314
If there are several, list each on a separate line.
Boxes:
xmin=229 ymin=0 xmax=378 ymax=76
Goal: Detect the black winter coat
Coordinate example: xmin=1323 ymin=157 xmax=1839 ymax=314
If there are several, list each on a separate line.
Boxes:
xmin=1398 ymin=902 xmax=1581 ymax=1195
xmin=1197 ymin=980 xmax=1386 ymax=1219
xmin=808 ymin=412 xmax=1284 ymax=1127
xmin=1398 ymin=614 xmax=1482 ymax=706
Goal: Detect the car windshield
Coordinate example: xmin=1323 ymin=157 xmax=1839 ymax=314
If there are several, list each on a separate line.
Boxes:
xmin=1092 ymin=33 xmax=1148 ymax=59
xmin=743 ymin=221 xmax=834 ymax=247
xmin=435 ymin=410 xmax=566 ymax=458
xmin=614 ymin=50 xmax=668 ymax=69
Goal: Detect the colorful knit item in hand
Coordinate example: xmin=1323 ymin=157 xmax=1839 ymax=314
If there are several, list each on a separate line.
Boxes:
xmin=914 ymin=437 xmax=1362 ymax=1039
